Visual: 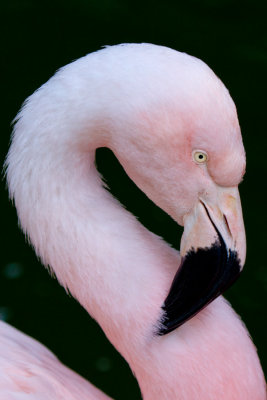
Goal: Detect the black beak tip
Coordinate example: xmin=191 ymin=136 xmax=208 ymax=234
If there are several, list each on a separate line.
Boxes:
xmin=157 ymin=239 xmax=242 ymax=336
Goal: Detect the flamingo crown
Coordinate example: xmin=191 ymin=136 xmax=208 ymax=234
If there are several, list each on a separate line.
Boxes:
xmin=5 ymin=43 xmax=266 ymax=399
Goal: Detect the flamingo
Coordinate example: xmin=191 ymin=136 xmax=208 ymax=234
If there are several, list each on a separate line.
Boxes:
xmin=3 ymin=43 xmax=266 ymax=400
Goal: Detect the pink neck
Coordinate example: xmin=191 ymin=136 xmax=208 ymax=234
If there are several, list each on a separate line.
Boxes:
xmin=7 ymin=72 xmax=264 ymax=399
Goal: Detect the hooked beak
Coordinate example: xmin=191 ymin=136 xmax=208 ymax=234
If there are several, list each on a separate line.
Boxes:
xmin=158 ymin=187 xmax=245 ymax=335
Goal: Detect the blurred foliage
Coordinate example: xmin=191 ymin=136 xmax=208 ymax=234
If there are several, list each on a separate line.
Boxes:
xmin=0 ymin=0 xmax=266 ymax=398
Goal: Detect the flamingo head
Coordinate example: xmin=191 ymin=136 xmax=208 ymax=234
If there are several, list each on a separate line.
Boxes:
xmin=105 ymin=44 xmax=246 ymax=334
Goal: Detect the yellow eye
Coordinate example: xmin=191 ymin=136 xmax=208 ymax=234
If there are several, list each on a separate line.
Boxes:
xmin=193 ymin=150 xmax=208 ymax=164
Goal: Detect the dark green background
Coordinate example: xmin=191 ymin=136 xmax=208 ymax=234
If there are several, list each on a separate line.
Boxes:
xmin=0 ymin=1 xmax=266 ymax=398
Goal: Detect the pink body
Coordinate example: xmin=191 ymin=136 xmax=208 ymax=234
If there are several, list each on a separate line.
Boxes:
xmin=4 ymin=43 xmax=266 ymax=399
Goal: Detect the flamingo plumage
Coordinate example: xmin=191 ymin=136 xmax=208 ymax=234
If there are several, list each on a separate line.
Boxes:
xmin=3 ymin=43 xmax=266 ymax=399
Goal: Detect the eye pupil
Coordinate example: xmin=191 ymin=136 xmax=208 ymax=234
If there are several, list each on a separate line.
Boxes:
xmin=198 ymin=155 xmax=203 ymax=159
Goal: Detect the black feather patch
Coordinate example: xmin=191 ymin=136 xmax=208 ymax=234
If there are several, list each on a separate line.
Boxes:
xmin=157 ymin=208 xmax=241 ymax=336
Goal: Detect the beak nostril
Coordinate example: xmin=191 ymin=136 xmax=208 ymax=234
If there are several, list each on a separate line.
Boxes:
xmin=223 ymin=214 xmax=232 ymax=237
xmin=200 ymin=200 xmax=233 ymax=240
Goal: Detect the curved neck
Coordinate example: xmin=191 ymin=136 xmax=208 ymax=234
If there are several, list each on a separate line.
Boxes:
xmin=41 ymin=144 xmax=179 ymax=357
xmin=7 ymin=68 xmax=260 ymax=400
xmin=6 ymin=48 xmax=265 ymax=400
xmin=9 ymin=77 xmax=179 ymax=365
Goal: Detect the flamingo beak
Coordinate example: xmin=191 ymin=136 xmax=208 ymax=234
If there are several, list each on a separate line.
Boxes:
xmin=158 ymin=186 xmax=246 ymax=335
